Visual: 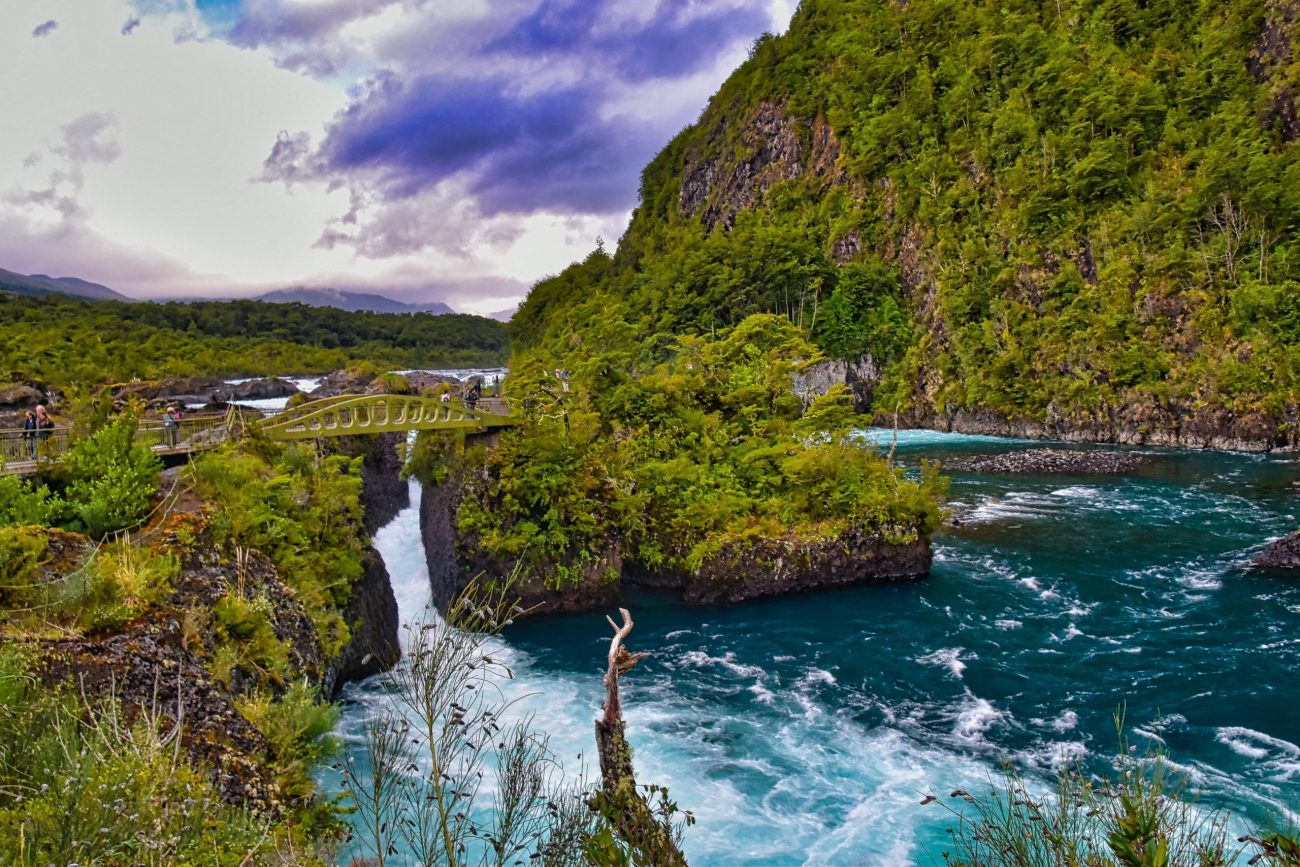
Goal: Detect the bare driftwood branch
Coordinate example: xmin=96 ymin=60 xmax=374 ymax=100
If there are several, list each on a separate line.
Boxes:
xmin=594 ymin=608 xmax=687 ymax=865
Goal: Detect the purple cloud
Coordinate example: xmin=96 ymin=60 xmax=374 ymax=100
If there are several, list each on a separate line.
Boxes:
xmin=488 ymin=0 xmax=770 ymax=83
xmin=121 ymin=17 xmax=141 ymax=36
xmin=32 ymin=19 xmax=58 ymax=37
xmin=250 ymin=0 xmax=780 ymax=256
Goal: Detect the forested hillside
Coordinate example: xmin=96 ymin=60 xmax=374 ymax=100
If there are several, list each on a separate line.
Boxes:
xmin=0 ymin=292 xmax=508 ymax=385
xmin=513 ymin=0 xmax=1300 ymax=447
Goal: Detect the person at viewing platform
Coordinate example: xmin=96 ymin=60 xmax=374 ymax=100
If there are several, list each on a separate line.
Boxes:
xmin=162 ymin=406 xmax=181 ymax=447
xmin=21 ymin=410 xmax=36 ymax=458
xmin=34 ymin=405 xmax=53 ymax=445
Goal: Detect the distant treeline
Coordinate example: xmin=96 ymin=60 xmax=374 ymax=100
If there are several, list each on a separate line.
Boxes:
xmin=0 ymin=292 xmax=508 ymax=386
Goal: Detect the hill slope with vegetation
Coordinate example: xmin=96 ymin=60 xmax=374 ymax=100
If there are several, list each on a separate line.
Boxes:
xmin=513 ymin=0 xmax=1300 ymax=449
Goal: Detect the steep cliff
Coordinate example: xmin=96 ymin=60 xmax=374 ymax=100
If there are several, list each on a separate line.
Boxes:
xmin=513 ymin=0 xmax=1300 ymax=450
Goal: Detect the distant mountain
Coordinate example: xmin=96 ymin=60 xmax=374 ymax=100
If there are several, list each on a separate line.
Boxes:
xmin=0 ymin=268 xmax=132 ymax=301
xmin=254 ymin=287 xmax=454 ymax=315
xmin=487 ymin=306 xmax=518 ymax=322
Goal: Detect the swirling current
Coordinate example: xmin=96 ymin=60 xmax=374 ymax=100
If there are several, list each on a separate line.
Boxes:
xmin=330 ymin=430 xmax=1300 ymax=865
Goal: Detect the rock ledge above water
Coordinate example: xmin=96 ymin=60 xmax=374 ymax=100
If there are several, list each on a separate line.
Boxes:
xmin=946 ymin=448 xmax=1148 ymax=475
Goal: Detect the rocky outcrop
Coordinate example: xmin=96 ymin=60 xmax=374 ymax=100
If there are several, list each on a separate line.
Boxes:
xmin=325 ymin=547 xmax=400 ymax=695
xmin=170 ymin=527 xmax=324 ymax=692
xmin=220 ymin=377 xmax=299 ymax=401
xmin=418 ymin=469 xmax=622 ymax=616
xmin=39 ymin=620 xmax=281 ymax=812
xmin=674 ymin=526 xmax=929 ymax=605
xmin=420 ymin=464 xmax=926 ymax=616
xmin=1250 ymin=0 xmax=1300 ymax=141
xmin=105 ymin=375 xmax=223 ymax=405
xmin=892 ymin=399 xmax=1300 ymax=453
xmin=946 ymin=448 xmax=1148 ymax=474
xmin=309 ymin=433 xmax=407 ymax=690
xmin=1251 ymin=532 xmax=1300 ymax=569
xmin=794 ymin=354 xmax=883 ymax=411
xmin=679 ymin=101 xmax=843 ymax=233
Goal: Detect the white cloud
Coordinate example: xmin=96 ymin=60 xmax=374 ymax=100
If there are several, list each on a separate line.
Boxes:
xmin=0 ymin=0 xmax=792 ymax=311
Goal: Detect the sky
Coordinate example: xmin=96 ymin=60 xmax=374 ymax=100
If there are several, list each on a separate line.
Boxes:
xmin=2 ymin=0 xmax=796 ymax=314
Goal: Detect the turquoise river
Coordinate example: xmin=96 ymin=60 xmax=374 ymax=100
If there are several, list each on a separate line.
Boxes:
xmin=331 ymin=430 xmax=1300 ymax=865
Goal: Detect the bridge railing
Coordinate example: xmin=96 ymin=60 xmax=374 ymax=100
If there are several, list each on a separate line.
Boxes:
xmin=0 ymin=425 xmax=70 ymax=465
xmin=0 ymin=411 xmax=233 ymax=469
xmin=134 ymin=411 xmax=234 ymax=452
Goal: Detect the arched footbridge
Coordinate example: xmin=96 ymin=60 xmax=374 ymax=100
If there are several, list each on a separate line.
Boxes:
xmin=0 ymin=394 xmax=517 ymax=476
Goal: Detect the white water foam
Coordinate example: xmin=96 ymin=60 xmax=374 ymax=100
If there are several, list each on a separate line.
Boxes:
xmin=917 ymin=647 xmax=969 ymax=679
xmin=951 ymin=692 xmax=1004 ymax=744
xmin=371 ymin=479 xmax=432 ymax=652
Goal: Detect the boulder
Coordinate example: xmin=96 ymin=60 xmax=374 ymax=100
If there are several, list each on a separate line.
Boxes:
xmin=0 ymin=383 xmax=45 ymax=409
xmin=310 ymin=369 xmax=377 ymax=399
xmin=220 ymin=377 xmax=299 ymax=401
xmin=1251 ymin=532 xmax=1300 ymax=569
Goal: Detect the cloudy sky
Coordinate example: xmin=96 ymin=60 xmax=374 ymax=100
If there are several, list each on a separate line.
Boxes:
xmin=2 ymin=0 xmax=794 ymax=314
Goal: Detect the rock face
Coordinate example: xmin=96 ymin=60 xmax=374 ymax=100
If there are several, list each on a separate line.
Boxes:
xmin=681 ymin=528 xmax=930 ymax=605
xmin=892 ymin=400 xmax=1300 ymax=453
xmin=419 ymin=468 xmax=622 ymax=617
xmin=794 ymin=354 xmax=883 ymax=411
xmin=356 ymin=433 xmax=411 ymax=535
xmin=323 ymin=432 xmax=407 ymax=690
xmin=946 ymin=448 xmax=1148 ymax=475
xmin=325 ymin=546 xmax=400 ymax=695
xmin=1251 ymin=532 xmax=1300 ymax=569
xmin=680 ymin=100 xmax=843 ymax=233
xmin=40 ymin=620 xmax=281 ymax=811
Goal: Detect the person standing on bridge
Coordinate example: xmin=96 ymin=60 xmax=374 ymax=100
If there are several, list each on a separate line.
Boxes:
xmin=34 ymin=405 xmax=54 ymax=447
xmin=21 ymin=410 xmax=36 ymax=458
xmin=163 ymin=406 xmax=181 ymax=447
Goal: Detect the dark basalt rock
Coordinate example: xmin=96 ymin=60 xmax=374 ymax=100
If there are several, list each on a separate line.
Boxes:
xmin=326 ymin=546 xmax=400 ymax=695
xmin=681 ymin=527 xmax=930 ymax=604
xmin=220 ymin=377 xmax=299 ymax=401
xmin=946 ymin=448 xmax=1148 ymax=475
xmin=329 ymin=432 xmax=410 ymax=536
xmin=419 ymin=468 xmax=622 ymax=617
xmin=39 ymin=619 xmax=282 ymax=813
xmin=1251 ymin=532 xmax=1300 ymax=569
xmin=893 ymin=401 xmax=1299 ymax=453
xmin=171 ymin=529 xmax=324 ymax=691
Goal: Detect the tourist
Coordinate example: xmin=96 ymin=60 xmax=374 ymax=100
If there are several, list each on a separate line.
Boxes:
xmin=34 ymin=405 xmax=54 ymax=445
xmin=440 ymin=390 xmax=451 ymax=405
xmin=21 ymin=410 xmax=36 ymax=458
xmin=163 ymin=406 xmax=181 ymax=447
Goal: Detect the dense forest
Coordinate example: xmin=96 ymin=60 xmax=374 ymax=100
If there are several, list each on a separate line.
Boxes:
xmin=513 ymin=0 xmax=1300 ymax=432
xmin=0 ymin=292 xmax=508 ymax=386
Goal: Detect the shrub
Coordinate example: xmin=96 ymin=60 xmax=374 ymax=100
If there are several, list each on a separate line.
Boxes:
xmin=59 ymin=414 xmax=162 ymax=538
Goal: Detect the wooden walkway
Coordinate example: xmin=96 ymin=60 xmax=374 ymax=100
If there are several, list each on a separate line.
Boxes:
xmin=0 ymin=394 xmax=517 ymax=476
